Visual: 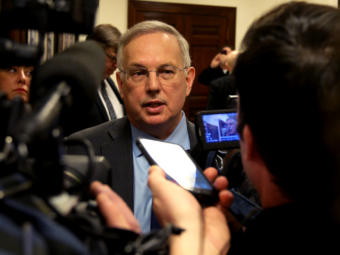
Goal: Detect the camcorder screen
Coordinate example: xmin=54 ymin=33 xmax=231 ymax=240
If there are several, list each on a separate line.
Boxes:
xmin=196 ymin=109 xmax=240 ymax=150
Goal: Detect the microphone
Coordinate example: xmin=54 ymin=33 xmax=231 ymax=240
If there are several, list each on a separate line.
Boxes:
xmin=14 ymin=40 xmax=105 ymax=144
xmin=0 ymin=38 xmax=41 ymax=68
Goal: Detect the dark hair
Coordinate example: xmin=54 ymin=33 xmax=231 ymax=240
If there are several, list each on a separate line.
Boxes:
xmin=86 ymin=24 xmax=121 ymax=51
xmin=234 ymin=2 xmax=340 ymax=209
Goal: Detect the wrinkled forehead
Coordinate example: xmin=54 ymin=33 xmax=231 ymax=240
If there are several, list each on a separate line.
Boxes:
xmin=123 ymin=32 xmax=183 ymax=66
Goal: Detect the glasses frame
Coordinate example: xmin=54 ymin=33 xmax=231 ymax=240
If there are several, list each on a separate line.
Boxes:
xmin=105 ymin=53 xmax=117 ymax=63
xmin=119 ymin=65 xmax=188 ymax=83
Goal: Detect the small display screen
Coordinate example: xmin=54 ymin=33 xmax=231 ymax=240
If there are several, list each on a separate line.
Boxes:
xmin=196 ymin=110 xmax=240 ymax=150
xmin=202 ymin=112 xmax=239 ymax=143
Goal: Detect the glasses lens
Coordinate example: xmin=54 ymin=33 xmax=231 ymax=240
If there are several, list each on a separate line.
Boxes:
xmin=158 ymin=66 xmax=176 ymax=80
xmin=128 ymin=68 xmax=148 ymax=82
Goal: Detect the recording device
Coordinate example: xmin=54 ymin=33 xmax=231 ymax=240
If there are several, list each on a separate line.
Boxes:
xmin=0 ymin=38 xmax=41 ymax=68
xmin=136 ymin=138 xmax=219 ymax=206
xmin=196 ymin=109 xmax=240 ymax=151
xmin=0 ymin=2 xmax=175 ymax=254
xmin=195 ymin=109 xmax=262 ymax=225
xmin=0 ymin=0 xmax=98 ymax=33
xmin=230 ymin=188 xmax=262 ymax=226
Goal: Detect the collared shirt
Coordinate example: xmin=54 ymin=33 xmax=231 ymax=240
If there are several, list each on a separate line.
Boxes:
xmin=131 ymin=112 xmax=190 ymax=233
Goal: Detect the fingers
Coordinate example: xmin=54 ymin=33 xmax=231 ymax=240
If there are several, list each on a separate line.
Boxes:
xmin=90 ymin=181 xmax=141 ymax=233
xmin=203 ymin=167 xmax=219 ymax=182
xmin=213 ymin=175 xmax=229 ymax=190
xmin=202 ymin=167 xmax=233 ymax=210
xmin=218 ymin=190 xmax=234 ymax=209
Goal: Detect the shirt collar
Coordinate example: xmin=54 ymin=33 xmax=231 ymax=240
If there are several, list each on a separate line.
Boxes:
xmin=131 ymin=111 xmax=189 ymax=157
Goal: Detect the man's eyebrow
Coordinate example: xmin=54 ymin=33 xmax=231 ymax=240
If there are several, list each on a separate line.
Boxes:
xmin=127 ymin=63 xmax=147 ymax=69
xmin=127 ymin=63 xmax=176 ymax=69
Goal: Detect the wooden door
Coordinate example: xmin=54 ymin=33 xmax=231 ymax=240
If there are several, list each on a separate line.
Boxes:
xmin=128 ymin=0 xmax=236 ymax=121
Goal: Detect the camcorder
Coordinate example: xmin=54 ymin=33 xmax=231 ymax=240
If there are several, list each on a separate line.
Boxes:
xmin=195 ymin=108 xmax=262 ymax=226
xmin=0 ymin=2 xmax=178 ymax=254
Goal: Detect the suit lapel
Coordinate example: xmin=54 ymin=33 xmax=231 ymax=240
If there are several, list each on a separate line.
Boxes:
xmin=100 ymin=118 xmax=134 ymax=210
xmin=106 ymin=77 xmax=124 ymax=105
xmin=95 ymin=82 xmax=110 ymax=121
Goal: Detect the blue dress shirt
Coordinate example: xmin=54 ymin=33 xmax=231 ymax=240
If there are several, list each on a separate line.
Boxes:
xmin=131 ymin=112 xmax=190 ymax=233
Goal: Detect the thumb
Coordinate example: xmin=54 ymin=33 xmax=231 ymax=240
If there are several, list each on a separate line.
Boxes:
xmin=148 ymin=165 xmax=166 ymax=191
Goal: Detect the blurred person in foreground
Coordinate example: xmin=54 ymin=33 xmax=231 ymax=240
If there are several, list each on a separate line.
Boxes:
xmin=91 ymin=2 xmax=340 ymax=254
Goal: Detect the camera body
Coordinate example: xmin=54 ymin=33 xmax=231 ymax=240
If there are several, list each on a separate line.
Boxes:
xmin=195 ymin=109 xmax=262 ymax=225
xmin=0 ymin=0 xmax=98 ymax=33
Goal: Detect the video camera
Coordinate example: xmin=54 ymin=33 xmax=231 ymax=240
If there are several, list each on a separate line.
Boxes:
xmin=0 ymin=0 xmax=99 ymax=68
xmin=0 ymin=2 xmax=180 ymax=254
xmin=195 ymin=108 xmax=261 ymax=226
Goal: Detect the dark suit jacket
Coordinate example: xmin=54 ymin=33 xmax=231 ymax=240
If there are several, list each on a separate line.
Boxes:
xmin=206 ymin=75 xmax=237 ymax=110
xmin=66 ymin=116 xmax=198 ymax=210
xmin=198 ymin=67 xmax=228 ymax=86
xmin=62 ymin=77 xmax=125 ymax=136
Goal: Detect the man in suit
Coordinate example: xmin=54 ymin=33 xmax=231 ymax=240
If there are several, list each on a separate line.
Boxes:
xmin=67 ymin=20 xmax=196 ymax=233
xmin=63 ymin=24 xmax=125 ymax=136
xmin=198 ymin=45 xmax=231 ymax=86
xmin=206 ymin=50 xmax=239 ymax=110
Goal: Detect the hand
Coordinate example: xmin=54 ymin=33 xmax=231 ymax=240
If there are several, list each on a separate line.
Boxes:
xmin=148 ymin=166 xmax=233 ymax=255
xmin=202 ymin=168 xmax=233 ymax=255
xmin=148 ymin=165 xmax=204 ymax=255
xmin=218 ymin=54 xmax=229 ymax=70
xmin=210 ymin=53 xmax=223 ymax=68
xmin=90 ymin=181 xmax=141 ymax=234
xmin=210 ymin=46 xmax=232 ymax=70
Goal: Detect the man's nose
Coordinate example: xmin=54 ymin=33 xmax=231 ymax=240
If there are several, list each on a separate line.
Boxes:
xmin=145 ymin=71 xmax=161 ymax=91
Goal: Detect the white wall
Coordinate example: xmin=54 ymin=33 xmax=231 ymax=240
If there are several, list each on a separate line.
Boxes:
xmin=95 ymin=0 xmax=338 ymax=49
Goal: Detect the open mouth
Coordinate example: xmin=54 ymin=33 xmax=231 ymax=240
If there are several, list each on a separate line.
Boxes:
xmin=143 ymin=101 xmax=164 ymax=107
xmin=143 ymin=100 xmax=166 ymax=113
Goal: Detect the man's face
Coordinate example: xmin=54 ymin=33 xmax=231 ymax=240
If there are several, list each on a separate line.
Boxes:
xmin=103 ymin=47 xmax=117 ymax=79
xmin=226 ymin=118 xmax=237 ymax=135
xmin=0 ymin=66 xmax=33 ymax=103
xmin=117 ymin=32 xmax=195 ymax=138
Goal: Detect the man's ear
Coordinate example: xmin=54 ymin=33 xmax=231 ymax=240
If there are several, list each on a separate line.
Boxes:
xmin=185 ymin=66 xmax=195 ymax=96
xmin=242 ymin=124 xmax=259 ymax=162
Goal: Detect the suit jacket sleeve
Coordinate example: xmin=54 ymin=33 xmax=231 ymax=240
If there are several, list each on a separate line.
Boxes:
xmin=198 ymin=67 xmax=226 ymax=86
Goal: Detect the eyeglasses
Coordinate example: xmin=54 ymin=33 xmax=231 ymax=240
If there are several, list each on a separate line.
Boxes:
xmin=120 ymin=65 xmax=188 ymax=83
xmin=105 ymin=53 xmax=117 ymax=63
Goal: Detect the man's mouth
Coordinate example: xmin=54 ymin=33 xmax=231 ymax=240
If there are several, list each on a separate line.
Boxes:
xmin=142 ymin=100 xmax=166 ymax=113
xmin=143 ymin=101 xmax=164 ymax=107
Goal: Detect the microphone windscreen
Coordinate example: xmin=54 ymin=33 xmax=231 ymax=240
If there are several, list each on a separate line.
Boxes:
xmin=30 ymin=41 xmax=105 ymax=108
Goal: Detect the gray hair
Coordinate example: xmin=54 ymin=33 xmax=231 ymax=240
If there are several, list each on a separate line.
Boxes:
xmin=86 ymin=24 xmax=121 ymax=51
xmin=117 ymin=20 xmax=191 ymax=70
